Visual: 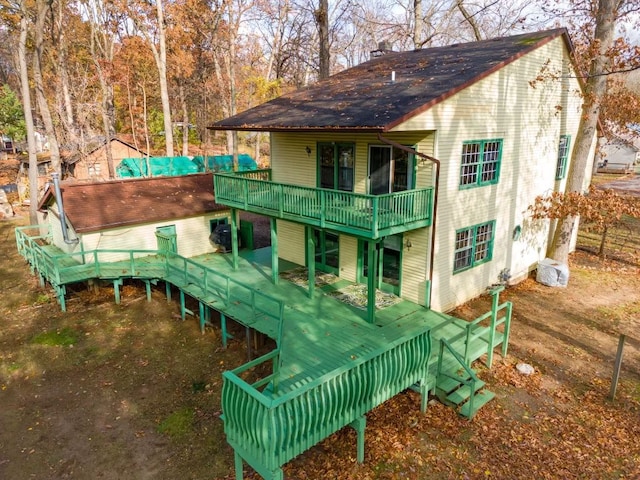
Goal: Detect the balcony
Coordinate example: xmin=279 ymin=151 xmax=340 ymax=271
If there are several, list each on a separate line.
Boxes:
xmin=213 ymin=169 xmax=433 ymax=239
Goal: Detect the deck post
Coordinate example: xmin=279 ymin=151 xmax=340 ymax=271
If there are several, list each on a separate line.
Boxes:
xmin=610 ymin=334 xmax=626 ymax=400
xmin=487 ymin=285 xmax=504 ymax=368
xmin=165 ymin=281 xmax=172 ymax=301
xmin=199 ymin=302 xmax=206 ymax=333
xmin=350 ymin=416 xmax=366 ymax=463
xmin=180 ymin=290 xmax=186 ymax=320
xmin=270 ymin=218 xmax=279 ymax=284
xmin=306 ymin=226 xmax=315 ymax=298
xmin=144 ymin=280 xmax=152 ymax=302
xmin=113 ymin=279 xmax=122 ymax=304
xmin=234 ymin=451 xmax=243 ymax=480
xmin=231 ymin=208 xmax=239 ymax=270
xmin=221 ymin=313 xmax=229 ymax=348
xmin=366 ymin=241 xmax=377 ymax=323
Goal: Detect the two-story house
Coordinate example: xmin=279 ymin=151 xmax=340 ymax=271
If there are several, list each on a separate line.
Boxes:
xmin=209 ymin=28 xmax=594 ymax=320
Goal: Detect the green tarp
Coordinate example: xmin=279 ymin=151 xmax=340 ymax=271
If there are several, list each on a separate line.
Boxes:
xmin=116 ymin=154 xmax=257 ymax=178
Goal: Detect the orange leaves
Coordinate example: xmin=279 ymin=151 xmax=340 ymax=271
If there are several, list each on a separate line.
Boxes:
xmin=528 ymin=185 xmax=640 ymax=231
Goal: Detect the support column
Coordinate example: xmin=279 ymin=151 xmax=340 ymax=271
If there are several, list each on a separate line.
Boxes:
xmin=270 ymin=218 xmax=278 ymax=284
xmin=113 ymin=279 xmax=122 ymax=304
xmin=165 ymin=281 xmax=172 ymax=301
xmin=366 ymin=241 xmax=377 ymax=324
xmin=180 ymin=290 xmax=186 ymax=320
xmin=230 ymin=208 xmax=239 ymax=270
xmin=350 ymin=416 xmax=366 ymax=463
xmin=306 ymin=226 xmax=316 ymax=298
xmin=221 ymin=313 xmax=229 ymax=348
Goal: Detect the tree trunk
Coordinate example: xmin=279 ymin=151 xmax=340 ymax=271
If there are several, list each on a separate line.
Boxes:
xmin=180 ymin=83 xmax=189 ymax=156
xmin=18 ymin=3 xmax=39 ymax=224
xmin=155 ymin=0 xmax=174 ymax=157
xmin=317 ymin=0 xmax=329 ymax=80
xmin=33 ymin=0 xmax=61 ymax=175
xmin=548 ymin=0 xmax=617 ymax=263
xmin=413 ymin=0 xmax=422 ymax=49
xmin=598 ymin=225 xmax=608 ymax=257
xmin=456 ymin=0 xmax=483 ymax=41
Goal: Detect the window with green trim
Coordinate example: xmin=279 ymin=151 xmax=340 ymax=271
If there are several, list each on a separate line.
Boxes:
xmin=555 ymin=135 xmax=571 ymax=179
xmin=453 ymin=221 xmax=495 ymax=273
xmin=459 ymin=139 xmax=502 ymax=188
xmin=318 ymin=142 xmax=354 ymax=191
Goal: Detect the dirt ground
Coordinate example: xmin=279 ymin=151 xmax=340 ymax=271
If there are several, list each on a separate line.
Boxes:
xmin=1 ymin=173 xmax=640 ymax=479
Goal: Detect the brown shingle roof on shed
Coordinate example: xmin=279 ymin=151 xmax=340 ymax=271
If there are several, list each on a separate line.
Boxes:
xmin=39 ymin=173 xmax=224 ymax=233
xmin=209 ymin=28 xmax=572 ymax=132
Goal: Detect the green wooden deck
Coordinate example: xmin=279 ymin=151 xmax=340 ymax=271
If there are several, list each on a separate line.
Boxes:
xmin=16 ymin=225 xmax=511 ymax=480
xmin=213 ymin=170 xmax=434 ymax=239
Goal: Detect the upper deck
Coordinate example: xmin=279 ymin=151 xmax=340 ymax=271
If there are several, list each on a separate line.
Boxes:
xmin=213 ymin=170 xmax=434 ymax=239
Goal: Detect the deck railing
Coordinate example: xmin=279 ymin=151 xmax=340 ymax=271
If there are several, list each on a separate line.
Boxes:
xmin=15 ymin=226 xmax=285 ymax=340
xmin=221 ymin=327 xmax=431 ymax=478
xmin=214 ymin=171 xmax=433 ymax=239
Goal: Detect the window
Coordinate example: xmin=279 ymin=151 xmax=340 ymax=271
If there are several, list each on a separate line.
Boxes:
xmin=453 ymin=221 xmax=495 ymax=273
xmin=88 ymin=162 xmax=101 ymax=177
xmin=556 ymin=135 xmax=571 ymax=179
xmin=318 ymin=143 xmax=354 ymax=191
xmin=459 ymin=139 xmax=502 ymax=188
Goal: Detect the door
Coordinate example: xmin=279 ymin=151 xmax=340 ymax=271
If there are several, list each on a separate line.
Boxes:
xmin=358 ymin=234 xmax=402 ymax=295
xmin=368 ymin=145 xmax=413 ymax=194
xmin=313 ymin=229 xmax=339 ymax=274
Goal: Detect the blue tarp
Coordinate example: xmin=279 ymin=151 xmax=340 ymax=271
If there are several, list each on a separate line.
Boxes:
xmin=116 ymin=154 xmax=257 ymax=178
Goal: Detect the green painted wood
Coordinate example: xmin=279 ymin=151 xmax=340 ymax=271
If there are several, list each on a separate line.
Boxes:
xmin=460 ymin=390 xmax=495 ymax=419
xmin=445 ymin=379 xmax=486 ymax=405
xmin=16 ymin=226 xmax=513 ymax=479
xmin=213 ymin=172 xmax=433 ymax=240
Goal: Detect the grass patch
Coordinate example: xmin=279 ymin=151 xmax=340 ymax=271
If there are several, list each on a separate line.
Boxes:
xmin=31 ymin=327 xmax=79 ymax=347
xmin=157 ymin=407 xmax=195 ymax=438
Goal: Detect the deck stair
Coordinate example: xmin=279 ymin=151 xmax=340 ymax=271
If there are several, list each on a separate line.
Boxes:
xmin=15 ymin=224 xmax=513 ymax=480
xmin=435 ymin=338 xmax=495 ymax=419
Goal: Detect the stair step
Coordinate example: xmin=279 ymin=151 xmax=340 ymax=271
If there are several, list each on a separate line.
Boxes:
xmin=436 ymin=372 xmax=471 ymax=394
xmin=460 ymin=389 xmax=495 ymax=419
xmin=446 ymin=379 xmax=486 ymax=405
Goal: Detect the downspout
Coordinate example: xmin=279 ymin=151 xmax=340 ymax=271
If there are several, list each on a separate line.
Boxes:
xmin=52 ymin=172 xmax=79 ymax=244
xmin=376 ymin=133 xmax=440 ymax=309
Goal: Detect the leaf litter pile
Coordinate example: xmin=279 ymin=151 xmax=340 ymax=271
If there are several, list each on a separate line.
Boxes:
xmin=3 ymin=215 xmax=640 ymax=479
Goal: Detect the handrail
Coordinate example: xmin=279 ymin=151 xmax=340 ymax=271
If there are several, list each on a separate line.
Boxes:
xmin=437 ymin=338 xmax=478 ymax=415
xmin=15 ymin=227 xmax=286 ymax=342
xmin=213 ymin=172 xmax=433 ymax=239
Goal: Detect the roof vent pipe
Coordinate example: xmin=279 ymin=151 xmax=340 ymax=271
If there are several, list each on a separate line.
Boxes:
xmin=52 ymin=173 xmax=78 ymax=245
xmin=391 ymin=71 xmax=396 ymax=82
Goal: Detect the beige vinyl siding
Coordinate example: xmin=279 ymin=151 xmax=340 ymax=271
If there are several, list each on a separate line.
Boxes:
xmin=271 ymin=131 xmax=437 ymax=291
xmin=271 ymin=131 xmax=436 ymax=194
xmin=276 ymin=220 xmax=306 ymax=266
xmin=400 ymin=227 xmax=430 ymax=305
xmin=339 ymin=235 xmax=358 ymax=282
xmin=392 ymin=37 xmax=586 ymax=311
xmin=59 ymin=212 xmax=229 ymax=263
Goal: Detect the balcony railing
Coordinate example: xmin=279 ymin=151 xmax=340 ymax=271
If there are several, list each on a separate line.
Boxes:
xmin=213 ymin=170 xmax=433 ymax=239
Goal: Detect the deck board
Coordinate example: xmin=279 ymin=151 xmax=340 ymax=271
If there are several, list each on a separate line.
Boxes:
xmin=20 ymin=241 xmax=500 ymax=399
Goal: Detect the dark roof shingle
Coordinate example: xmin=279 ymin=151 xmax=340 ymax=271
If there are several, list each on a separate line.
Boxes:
xmin=209 ymin=28 xmax=571 ymax=132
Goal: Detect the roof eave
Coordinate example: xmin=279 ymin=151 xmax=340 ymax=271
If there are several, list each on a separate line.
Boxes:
xmin=207 ymin=125 xmax=386 ymax=133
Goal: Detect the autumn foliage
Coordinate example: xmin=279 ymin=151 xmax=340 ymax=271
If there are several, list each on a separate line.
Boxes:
xmin=528 ymin=186 xmax=640 ymax=257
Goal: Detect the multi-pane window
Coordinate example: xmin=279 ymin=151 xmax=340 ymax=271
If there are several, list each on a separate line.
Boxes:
xmin=459 ymin=139 xmax=502 ymax=188
xmin=318 ymin=143 xmax=354 ymax=191
xmin=453 ymin=221 xmax=495 ymax=273
xmin=555 ymin=135 xmax=571 ymax=179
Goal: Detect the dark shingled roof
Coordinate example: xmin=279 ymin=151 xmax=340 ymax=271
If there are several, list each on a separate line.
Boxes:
xmin=39 ymin=173 xmax=225 ymax=233
xmin=209 ymin=28 xmax=571 ymax=132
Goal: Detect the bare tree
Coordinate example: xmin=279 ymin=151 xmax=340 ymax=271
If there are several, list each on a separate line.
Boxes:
xmin=17 ymin=0 xmax=38 ymax=222
xmin=33 ymin=0 xmax=61 ymax=175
